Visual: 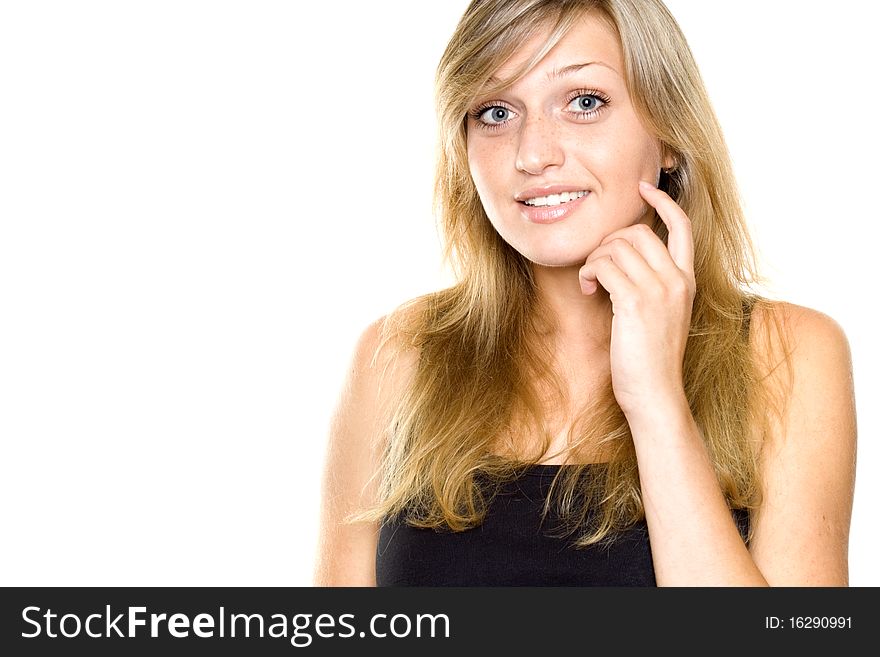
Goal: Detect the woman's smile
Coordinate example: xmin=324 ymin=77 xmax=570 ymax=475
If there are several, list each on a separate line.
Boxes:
xmin=518 ymin=189 xmax=591 ymax=224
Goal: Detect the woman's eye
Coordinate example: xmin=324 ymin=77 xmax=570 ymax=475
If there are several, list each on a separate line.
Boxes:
xmin=568 ymin=94 xmax=605 ymax=114
xmin=479 ymin=106 xmax=513 ymax=124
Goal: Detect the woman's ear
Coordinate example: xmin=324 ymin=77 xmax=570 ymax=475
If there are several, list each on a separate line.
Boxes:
xmin=657 ymin=148 xmax=682 ymax=200
xmin=660 ymin=143 xmax=679 ymax=172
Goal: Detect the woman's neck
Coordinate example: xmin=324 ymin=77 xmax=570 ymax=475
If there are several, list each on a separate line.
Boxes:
xmin=531 ymin=262 xmax=613 ymax=356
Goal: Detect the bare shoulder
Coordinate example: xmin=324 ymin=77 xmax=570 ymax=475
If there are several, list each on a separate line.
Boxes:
xmin=339 ymin=309 xmax=422 ymax=415
xmin=342 ymin=313 xmax=421 ymax=436
xmin=358 ymin=313 xmax=420 ymax=403
xmin=747 ymin=300 xmax=857 ymax=585
xmin=313 ymin=312 xmax=419 ymax=586
xmin=750 ymin=300 xmax=852 ymax=374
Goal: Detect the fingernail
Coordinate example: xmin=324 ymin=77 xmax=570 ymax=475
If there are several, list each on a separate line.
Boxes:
xmin=639 ymin=180 xmax=655 ymax=190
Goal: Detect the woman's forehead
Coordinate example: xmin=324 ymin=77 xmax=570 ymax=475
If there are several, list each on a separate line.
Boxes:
xmin=488 ymin=14 xmax=623 ymax=89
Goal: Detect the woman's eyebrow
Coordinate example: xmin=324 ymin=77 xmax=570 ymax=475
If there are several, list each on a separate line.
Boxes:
xmin=487 ymin=60 xmax=620 ymax=86
xmin=547 ymin=60 xmax=620 ymax=79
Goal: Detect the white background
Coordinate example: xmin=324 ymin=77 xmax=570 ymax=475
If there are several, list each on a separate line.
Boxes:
xmin=1 ymin=1 xmax=877 ymax=585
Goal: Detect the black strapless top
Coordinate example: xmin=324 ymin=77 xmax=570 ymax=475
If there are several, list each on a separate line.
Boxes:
xmin=375 ymin=463 xmax=751 ymax=586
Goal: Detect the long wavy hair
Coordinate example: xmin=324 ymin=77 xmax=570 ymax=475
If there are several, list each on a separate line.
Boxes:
xmin=351 ymin=0 xmax=793 ymax=547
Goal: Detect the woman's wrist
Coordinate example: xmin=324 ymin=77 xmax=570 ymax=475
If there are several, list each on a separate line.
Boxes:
xmin=622 ymin=389 xmax=693 ymax=439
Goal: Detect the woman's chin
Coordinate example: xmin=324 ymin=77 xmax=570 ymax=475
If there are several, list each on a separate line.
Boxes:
xmin=521 ymin=247 xmax=591 ymax=269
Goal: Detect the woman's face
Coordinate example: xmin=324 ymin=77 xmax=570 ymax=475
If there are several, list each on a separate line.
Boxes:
xmin=466 ymin=14 xmax=672 ymax=268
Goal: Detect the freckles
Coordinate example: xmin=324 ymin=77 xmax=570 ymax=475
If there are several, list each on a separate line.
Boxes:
xmin=469 ymin=138 xmax=494 ymax=165
xmin=571 ymin=132 xmax=616 ymax=167
xmin=471 ymin=146 xmax=509 ymax=194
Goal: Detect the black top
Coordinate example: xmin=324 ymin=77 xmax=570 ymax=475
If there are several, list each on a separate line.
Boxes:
xmin=376 ymin=463 xmax=750 ymax=586
xmin=376 ymin=296 xmax=756 ymax=586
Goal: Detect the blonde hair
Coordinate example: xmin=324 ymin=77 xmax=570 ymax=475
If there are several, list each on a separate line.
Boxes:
xmin=352 ymin=0 xmax=793 ymax=548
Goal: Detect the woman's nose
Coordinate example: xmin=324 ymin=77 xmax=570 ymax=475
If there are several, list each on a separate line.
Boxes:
xmin=515 ymin=115 xmax=564 ymax=175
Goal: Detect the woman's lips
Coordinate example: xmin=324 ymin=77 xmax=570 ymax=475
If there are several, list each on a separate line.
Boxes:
xmin=519 ymin=192 xmax=590 ymax=224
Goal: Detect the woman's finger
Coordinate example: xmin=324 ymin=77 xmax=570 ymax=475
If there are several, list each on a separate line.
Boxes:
xmin=581 ymin=238 xmax=661 ymax=292
xmin=596 ymin=222 xmax=680 ymax=277
xmin=638 ymin=180 xmax=694 ymax=276
xmin=579 ymin=254 xmax=637 ymax=297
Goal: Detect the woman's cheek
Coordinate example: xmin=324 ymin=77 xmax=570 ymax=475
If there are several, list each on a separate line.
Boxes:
xmin=591 ymin=186 xmax=646 ymax=233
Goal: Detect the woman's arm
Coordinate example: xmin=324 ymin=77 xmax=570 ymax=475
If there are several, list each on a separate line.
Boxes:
xmin=630 ymin=302 xmax=856 ymax=586
xmin=580 ymin=185 xmax=856 ymax=585
xmin=744 ymin=302 xmax=856 ymax=585
xmin=313 ymin=317 xmax=405 ymax=586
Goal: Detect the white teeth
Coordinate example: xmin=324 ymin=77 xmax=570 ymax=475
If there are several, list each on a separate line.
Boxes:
xmin=523 ymin=190 xmax=588 ymax=207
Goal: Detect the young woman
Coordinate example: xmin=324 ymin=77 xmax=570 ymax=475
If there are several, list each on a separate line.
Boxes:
xmin=314 ymin=0 xmax=856 ymax=586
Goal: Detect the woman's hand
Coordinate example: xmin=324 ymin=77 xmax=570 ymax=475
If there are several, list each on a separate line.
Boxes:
xmin=577 ymin=180 xmax=696 ymax=421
